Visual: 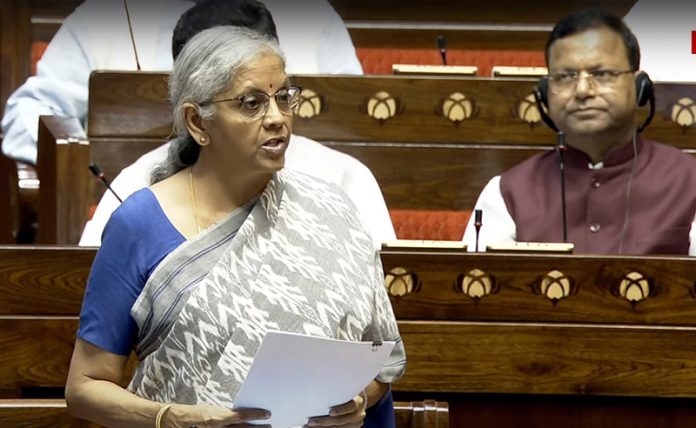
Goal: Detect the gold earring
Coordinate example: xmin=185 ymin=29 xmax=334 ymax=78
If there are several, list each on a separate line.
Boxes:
xmin=199 ymin=136 xmax=207 ymax=145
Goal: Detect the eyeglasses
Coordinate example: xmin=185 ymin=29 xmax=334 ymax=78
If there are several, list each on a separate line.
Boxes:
xmin=207 ymin=86 xmax=302 ymax=119
xmin=547 ymin=69 xmax=634 ymax=92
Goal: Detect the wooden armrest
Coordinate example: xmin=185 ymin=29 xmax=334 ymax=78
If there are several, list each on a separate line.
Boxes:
xmin=36 ymin=115 xmax=92 ymax=244
xmin=394 ymin=400 xmax=450 ymax=428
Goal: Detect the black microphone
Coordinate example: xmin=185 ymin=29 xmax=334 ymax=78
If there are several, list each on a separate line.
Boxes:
xmin=474 ymin=209 xmax=483 ymax=252
xmin=556 ymin=132 xmax=568 ymax=243
xmin=89 ymin=163 xmax=123 ymax=203
xmin=436 ymin=35 xmax=447 ymax=65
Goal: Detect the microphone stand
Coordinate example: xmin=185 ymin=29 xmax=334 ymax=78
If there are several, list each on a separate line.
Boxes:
xmin=437 ymin=35 xmax=447 ymax=65
xmin=557 ymin=131 xmax=568 ymax=242
xmin=89 ymin=163 xmax=123 ymax=203
xmin=473 ymin=209 xmax=482 ymax=252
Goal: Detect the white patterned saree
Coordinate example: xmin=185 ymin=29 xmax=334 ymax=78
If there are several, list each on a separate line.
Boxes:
xmin=127 ymin=170 xmax=406 ymax=406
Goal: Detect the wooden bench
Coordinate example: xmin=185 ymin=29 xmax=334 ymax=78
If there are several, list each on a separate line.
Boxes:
xmin=6 ymin=245 xmax=696 ymax=426
xmin=34 ymin=72 xmax=696 ymax=243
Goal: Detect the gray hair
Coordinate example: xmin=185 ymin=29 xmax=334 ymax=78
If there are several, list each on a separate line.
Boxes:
xmin=150 ymin=25 xmax=285 ymax=183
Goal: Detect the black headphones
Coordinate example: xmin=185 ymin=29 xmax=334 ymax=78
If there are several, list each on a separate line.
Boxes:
xmin=533 ymin=71 xmax=655 ymax=133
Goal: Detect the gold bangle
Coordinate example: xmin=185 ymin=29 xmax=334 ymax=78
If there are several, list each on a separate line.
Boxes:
xmin=155 ymin=403 xmax=174 ymax=428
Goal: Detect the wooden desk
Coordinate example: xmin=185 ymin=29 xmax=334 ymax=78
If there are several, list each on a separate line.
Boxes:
xmin=3 ymin=245 xmax=696 ymax=426
xmin=382 ymin=249 xmax=696 ymax=427
xmin=34 ymin=73 xmax=696 ymax=243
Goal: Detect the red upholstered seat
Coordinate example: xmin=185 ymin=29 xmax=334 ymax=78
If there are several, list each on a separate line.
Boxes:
xmin=357 ymin=48 xmax=545 ymax=76
xmin=390 ymin=209 xmax=471 ymax=241
xmin=31 ymin=42 xmax=49 ymax=75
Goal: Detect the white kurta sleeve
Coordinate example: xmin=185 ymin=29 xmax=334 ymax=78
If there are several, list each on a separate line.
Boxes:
xmin=689 ymin=214 xmax=696 ymax=256
xmin=1 ymin=13 xmax=92 ymax=164
xmin=462 ymin=176 xmax=516 ymax=251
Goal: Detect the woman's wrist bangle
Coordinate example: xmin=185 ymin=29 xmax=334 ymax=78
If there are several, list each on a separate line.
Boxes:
xmin=155 ymin=403 xmax=174 ymax=428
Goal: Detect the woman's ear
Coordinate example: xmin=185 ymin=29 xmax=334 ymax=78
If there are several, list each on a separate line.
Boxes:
xmin=182 ymin=102 xmax=210 ymax=146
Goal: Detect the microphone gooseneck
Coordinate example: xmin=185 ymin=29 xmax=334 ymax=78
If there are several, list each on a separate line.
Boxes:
xmin=474 ymin=209 xmax=483 ymax=252
xmin=123 ymin=0 xmax=142 ymax=71
xmin=557 ymin=131 xmax=568 ymax=243
xmin=89 ymin=163 xmax=124 ymax=203
xmin=436 ymin=35 xmax=447 ymax=66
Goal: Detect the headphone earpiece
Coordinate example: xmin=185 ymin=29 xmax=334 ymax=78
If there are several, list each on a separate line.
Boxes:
xmin=634 ymin=71 xmax=653 ymax=107
xmin=534 ymin=76 xmax=549 ymax=109
xmin=533 ymin=76 xmax=558 ymax=132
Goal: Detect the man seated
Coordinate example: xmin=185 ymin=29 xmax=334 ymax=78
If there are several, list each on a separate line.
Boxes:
xmin=463 ymin=9 xmax=696 ymax=255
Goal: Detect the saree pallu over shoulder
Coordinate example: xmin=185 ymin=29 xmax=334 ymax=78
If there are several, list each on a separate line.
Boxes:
xmin=128 ymin=170 xmax=406 ymax=406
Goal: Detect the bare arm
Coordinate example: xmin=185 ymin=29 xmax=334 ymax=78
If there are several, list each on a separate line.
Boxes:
xmin=65 ymin=338 xmax=270 ymax=428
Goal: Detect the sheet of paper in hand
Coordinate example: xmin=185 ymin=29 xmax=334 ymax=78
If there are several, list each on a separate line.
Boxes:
xmin=233 ymin=330 xmax=395 ymax=428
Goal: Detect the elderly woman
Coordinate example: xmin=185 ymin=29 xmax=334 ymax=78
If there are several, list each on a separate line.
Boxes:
xmin=65 ymin=26 xmax=405 ymax=428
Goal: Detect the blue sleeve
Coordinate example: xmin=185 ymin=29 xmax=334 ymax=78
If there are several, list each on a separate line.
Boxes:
xmin=76 ymin=189 xmax=190 ymax=355
xmin=77 ymin=202 xmax=150 ymax=356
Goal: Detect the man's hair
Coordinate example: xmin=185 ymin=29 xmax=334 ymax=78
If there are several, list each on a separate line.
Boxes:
xmin=545 ymin=9 xmax=641 ymax=70
xmin=172 ymin=0 xmax=279 ymax=59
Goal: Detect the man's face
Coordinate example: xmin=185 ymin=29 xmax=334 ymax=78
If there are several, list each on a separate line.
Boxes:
xmin=547 ymin=27 xmax=638 ymax=140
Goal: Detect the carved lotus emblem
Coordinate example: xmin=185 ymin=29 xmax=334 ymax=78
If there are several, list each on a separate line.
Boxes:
xmin=670 ymin=97 xmax=696 ymax=128
xmin=532 ymin=270 xmax=576 ymax=304
xmin=364 ymin=91 xmax=401 ymax=122
xmin=384 ymin=267 xmax=420 ymax=297
xmin=514 ymin=93 xmax=542 ymax=126
xmin=438 ymin=92 xmax=478 ymax=125
xmin=454 ymin=269 xmax=497 ymax=301
xmin=297 ymin=88 xmax=323 ymax=119
xmin=617 ymin=271 xmax=651 ymax=304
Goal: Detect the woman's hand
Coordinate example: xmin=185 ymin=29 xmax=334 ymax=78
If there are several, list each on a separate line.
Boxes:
xmin=165 ymin=403 xmax=271 ymax=428
xmin=304 ymin=390 xmax=367 ymax=428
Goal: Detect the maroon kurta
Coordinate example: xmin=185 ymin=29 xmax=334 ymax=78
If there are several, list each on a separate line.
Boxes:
xmin=500 ymin=138 xmax=696 ymax=255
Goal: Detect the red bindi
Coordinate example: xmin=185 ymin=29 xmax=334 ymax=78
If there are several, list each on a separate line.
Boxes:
xmin=269 ymin=83 xmax=274 ymax=89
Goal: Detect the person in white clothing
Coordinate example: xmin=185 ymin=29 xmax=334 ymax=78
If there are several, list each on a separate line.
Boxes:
xmin=77 ymin=0 xmax=394 ymax=249
xmin=1 ymin=0 xmax=363 ymax=164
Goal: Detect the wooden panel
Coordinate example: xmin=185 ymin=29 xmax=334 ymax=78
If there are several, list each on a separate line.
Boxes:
xmin=0 ymin=318 xmax=77 ymax=388
xmin=36 ymin=116 xmax=92 ymax=244
xmin=382 ymin=251 xmax=696 ymax=325
xmin=0 ymin=0 xmax=31 ymax=117
xmin=0 ymin=155 xmax=17 ymax=243
xmin=86 ymin=72 xmax=696 ymax=147
xmin=394 ymin=392 xmax=696 ymax=428
xmin=89 ymin=138 xmax=167 ymax=198
xmin=0 ymin=399 xmax=100 ymax=428
xmin=329 ymin=0 xmax=636 ymax=23
xmin=0 ymin=246 xmax=94 ymax=315
xmin=349 ymin=27 xmax=550 ymax=51
xmin=87 ymin=72 xmax=172 ymax=139
xmin=292 ymin=75 xmax=554 ymax=144
xmin=395 ymin=321 xmax=696 ymax=397
xmin=330 ymin=143 xmax=545 ymax=210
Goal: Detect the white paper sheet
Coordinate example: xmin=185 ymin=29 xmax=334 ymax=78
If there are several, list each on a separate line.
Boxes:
xmin=233 ymin=330 xmax=395 ymax=428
